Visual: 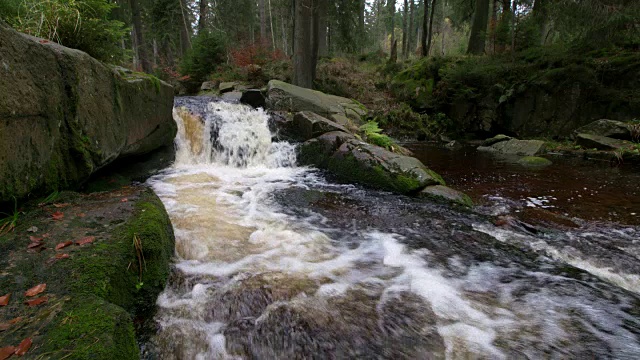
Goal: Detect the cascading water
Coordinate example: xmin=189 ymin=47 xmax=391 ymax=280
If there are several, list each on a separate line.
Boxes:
xmin=145 ymin=97 xmax=640 ymax=359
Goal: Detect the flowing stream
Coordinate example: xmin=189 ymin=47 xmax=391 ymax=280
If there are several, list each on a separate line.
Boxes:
xmin=144 ymin=97 xmax=640 ymax=359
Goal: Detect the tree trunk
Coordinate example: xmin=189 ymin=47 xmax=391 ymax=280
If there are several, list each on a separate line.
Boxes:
xmin=533 ymin=0 xmax=551 ymax=45
xmin=317 ymin=4 xmax=328 ymax=57
xmin=388 ymin=39 xmax=398 ymax=64
xmin=467 ymin=0 xmax=490 ymax=55
xmin=402 ymin=0 xmax=408 ymax=58
xmin=259 ymin=0 xmax=268 ymax=44
xmin=510 ymin=0 xmax=517 ymax=53
xmin=130 ymin=0 xmax=151 ymax=72
xmin=311 ymin=1 xmax=320 ymax=81
xmin=198 ymin=0 xmax=207 ymax=33
xmin=420 ymin=0 xmax=428 ymax=56
xmin=179 ymin=0 xmax=192 ymax=56
xmin=426 ymin=0 xmax=436 ymax=56
xmin=293 ymin=0 xmax=314 ymax=88
xmin=281 ymin=14 xmax=289 ymax=56
xmin=359 ymin=0 xmax=366 ymax=52
xmin=388 ymin=0 xmax=396 ymax=50
xmin=407 ymin=0 xmax=415 ymax=56
xmin=269 ymin=0 xmax=276 ymax=50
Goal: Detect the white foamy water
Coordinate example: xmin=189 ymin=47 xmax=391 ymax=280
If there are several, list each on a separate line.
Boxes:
xmin=146 ymin=99 xmax=640 ymax=359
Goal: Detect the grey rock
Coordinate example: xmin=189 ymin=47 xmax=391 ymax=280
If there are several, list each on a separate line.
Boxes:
xmin=573 ymin=119 xmax=631 ymax=140
xmin=293 ymin=111 xmax=349 ymax=140
xmin=517 ymin=156 xmax=553 ymax=167
xmin=201 ymin=81 xmax=216 ymax=91
xmin=478 ymin=139 xmax=546 ymax=156
xmin=576 ymin=133 xmax=626 ymax=150
xmin=481 ymin=134 xmax=512 ymax=147
xmin=419 ymin=185 xmax=473 ymax=207
xmin=222 ymin=91 xmax=243 ymax=102
xmin=219 ymin=81 xmax=239 ymax=94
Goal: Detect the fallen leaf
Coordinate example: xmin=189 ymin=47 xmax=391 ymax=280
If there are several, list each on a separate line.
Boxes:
xmin=76 ymin=213 xmax=86 ymax=218
xmin=39 ymin=39 xmax=49 ymax=43
xmin=0 ymin=294 xmax=10 ymax=306
xmin=0 ymin=323 xmax=10 ymax=332
xmin=120 ymin=198 xmax=128 ymax=203
xmin=41 ymin=233 xmax=50 ymax=238
xmin=27 ymin=242 xmax=42 ymax=249
xmin=55 ymin=253 xmax=70 ymax=259
xmin=25 ymin=284 xmax=46 ymax=297
xmin=52 ymin=203 xmax=70 ymax=208
xmin=24 ymin=296 xmax=47 ymax=307
xmin=76 ymin=236 xmax=95 ymax=246
xmin=26 ymin=226 xmax=38 ymax=233
xmin=55 ymin=241 xmax=73 ymax=250
xmin=14 ymin=338 xmax=31 ymax=356
xmin=0 ymin=346 xmax=16 ymax=360
xmin=29 ymin=236 xmax=43 ymax=242
xmin=8 ymin=317 xmax=21 ymax=325
xmin=51 ymin=211 xmax=64 ymax=221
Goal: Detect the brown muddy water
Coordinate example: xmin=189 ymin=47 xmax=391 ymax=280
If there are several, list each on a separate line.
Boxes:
xmin=143 ymin=97 xmax=640 ymax=359
xmin=405 ymin=142 xmax=640 ymax=227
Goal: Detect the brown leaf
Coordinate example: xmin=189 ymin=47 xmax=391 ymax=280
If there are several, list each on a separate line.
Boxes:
xmin=14 ymin=338 xmax=31 ymax=356
xmin=8 ymin=317 xmax=21 ymax=325
xmin=25 ymin=284 xmax=46 ymax=297
xmin=0 ymin=323 xmax=10 ymax=332
xmin=0 ymin=346 xmax=16 ymax=360
xmin=55 ymin=241 xmax=73 ymax=250
xmin=76 ymin=213 xmax=86 ymax=218
xmin=51 ymin=211 xmax=64 ymax=221
xmin=75 ymin=236 xmax=95 ymax=246
xmin=27 ymin=243 xmax=42 ymax=249
xmin=24 ymin=296 xmax=47 ymax=307
xmin=120 ymin=198 xmax=128 ymax=203
xmin=55 ymin=253 xmax=70 ymax=260
xmin=41 ymin=233 xmax=50 ymax=238
xmin=52 ymin=203 xmax=70 ymax=208
xmin=0 ymin=294 xmax=10 ymax=306
xmin=29 ymin=236 xmax=43 ymax=242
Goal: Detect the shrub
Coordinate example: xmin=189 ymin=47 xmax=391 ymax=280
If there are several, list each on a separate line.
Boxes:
xmin=180 ymin=31 xmax=227 ymax=83
xmin=2 ymin=0 xmax=128 ymax=63
xmin=359 ymin=121 xmax=395 ymax=150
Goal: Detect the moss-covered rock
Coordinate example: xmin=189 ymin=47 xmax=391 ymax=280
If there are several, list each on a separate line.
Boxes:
xmin=419 ymin=185 xmax=474 ymax=207
xmin=517 ymin=156 xmax=553 ymax=167
xmin=0 ymin=186 xmax=175 ymax=359
xmin=0 ymin=24 xmax=177 ymax=204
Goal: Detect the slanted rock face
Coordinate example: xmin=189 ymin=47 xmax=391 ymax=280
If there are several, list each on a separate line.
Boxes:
xmin=0 ymin=24 xmax=176 ymax=203
xmin=478 ymin=139 xmax=546 ymax=156
xmin=573 ymin=119 xmax=632 ymax=140
xmin=419 ymin=185 xmax=473 ymax=207
xmin=266 ymin=80 xmax=366 ymax=131
xmin=576 ymin=133 xmax=627 ymax=150
xmin=293 ymin=111 xmax=349 ymax=141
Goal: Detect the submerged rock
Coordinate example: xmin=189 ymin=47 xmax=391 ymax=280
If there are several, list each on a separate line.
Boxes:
xmin=478 ymin=139 xmax=546 ymax=156
xmin=573 ymin=119 xmax=632 ymax=140
xmin=0 ymin=24 xmax=176 ymax=203
xmin=293 ymin=111 xmax=349 ymax=141
xmin=518 ymin=156 xmax=553 ymax=167
xmin=419 ymin=185 xmax=474 ymax=207
xmin=266 ymin=80 xmax=366 ymax=131
xmin=0 ymin=186 xmax=175 ymax=359
xmin=481 ymin=134 xmax=512 ymax=147
xmin=576 ymin=133 xmax=627 ymax=150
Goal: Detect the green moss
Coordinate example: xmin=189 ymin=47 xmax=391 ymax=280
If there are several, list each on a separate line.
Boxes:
xmin=517 ymin=156 xmax=553 ymax=167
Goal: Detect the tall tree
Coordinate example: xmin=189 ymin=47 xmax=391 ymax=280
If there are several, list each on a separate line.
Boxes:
xmin=402 ymin=0 xmax=408 ymax=57
xmin=198 ymin=0 xmax=207 ymax=33
xmin=426 ymin=0 xmax=436 ymax=55
xmin=130 ymin=0 xmax=151 ymax=72
xmin=259 ymin=0 xmax=268 ymax=44
xmin=407 ymin=0 xmax=415 ymax=56
xmin=179 ymin=0 xmax=192 ymax=55
xmin=467 ymin=0 xmax=490 ymax=54
xmin=293 ymin=0 xmax=314 ymax=88
xmin=420 ymin=0 xmax=428 ymax=56
xmin=388 ymin=0 xmax=396 ymax=50
xmin=317 ymin=4 xmax=328 ymax=56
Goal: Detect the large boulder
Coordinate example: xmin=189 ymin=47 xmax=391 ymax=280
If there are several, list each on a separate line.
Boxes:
xmin=419 ymin=185 xmax=473 ymax=207
xmin=266 ymin=80 xmax=366 ymax=131
xmin=573 ymin=119 xmax=632 ymax=140
xmin=478 ymin=139 xmax=546 ymax=156
xmin=293 ymin=111 xmax=349 ymax=141
xmin=300 ymin=134 xmax=445 ymax=194
xmin=0 ymin=24 xmax=176 ymax=203
xmin=576 ymin=133 xmax=626 ymax=150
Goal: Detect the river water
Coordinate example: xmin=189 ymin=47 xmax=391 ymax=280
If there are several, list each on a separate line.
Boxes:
xmin=144 ymin=97 xmax=640 ymax=359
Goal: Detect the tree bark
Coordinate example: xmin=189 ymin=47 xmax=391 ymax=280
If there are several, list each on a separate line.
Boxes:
xmin=269 ymin=0 xmax=276 ymax=50
xmin=259 ymin=0 xmax=268 ymax=44
xmin=388 ymin=0 xmax=396 ymax=50
xmin=402 ymin=0 xmax=408 ymax=58
xmin=178 ymin=0 xmax=192 ymax=56
xmin=532 ymin=0 xmax=551 ymax=45
xmin=407 ymin=0 xmax=415 ymax=56
xmin=426 ymin=0 xmax=436 ymax=56
xmin=130 ymin=0 xmax=151 ymax=72
xmin=293 ymin=0 xmax=314 ymax=88
xmin=359 ymin=0 xmax=366 ymax=52
xmin=317 ymin=4 xmax=328 ymax=57
xmin=466 ymin=0 xmax=490 ymax=54
xmin=510 ymin=0 xmax=517 ymax=53
xmin=420 ymin=0 xmax=428 ymax=56
xmin=198 ymin=0 xmax=207 ymax=33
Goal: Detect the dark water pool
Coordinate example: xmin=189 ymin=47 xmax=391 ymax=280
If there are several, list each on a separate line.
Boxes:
xmin=405 ymin=143 xmax=640 ymax=226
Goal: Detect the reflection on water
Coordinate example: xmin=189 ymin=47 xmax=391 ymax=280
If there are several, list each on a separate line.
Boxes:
xmin=144 ymin=98 xmax=640 ymax=359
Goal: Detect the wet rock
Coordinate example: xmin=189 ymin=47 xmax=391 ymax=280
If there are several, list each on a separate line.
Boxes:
xmin=298 ymin=131 xmax=356 ymax=167
xmin=266 ymin=80 xmax=366 ymax=130
xmin=478 ymin=139 xmax=546 ymax=156
xmin=240 ymin=89 xmax=266 ymax=109
xmin=221 ymin=91 xmax=243 ymax=103
xmin=481 ymin=134 xmax=512 ymax=147
xmin=0 ymin=186 xmax=175 ymax=358
xmin=219 ymin=81 xmax=239 ymax=94
xmin=517 ymin=156 xmax=553 ymax=167
xmin=200 ymin=81 xmax=216 ymax=91
xmin=576 ymin=133 xmax=626 ymax=150
xmin=419 ymin=185 xmax=474 ymax=207
xmin=293 ymin=111 xmax=349 ymax=141
xmin=0 ymin=24 xmax=176 ymax=203
xmin=573 ymin=119 xmax=632 ymax=140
